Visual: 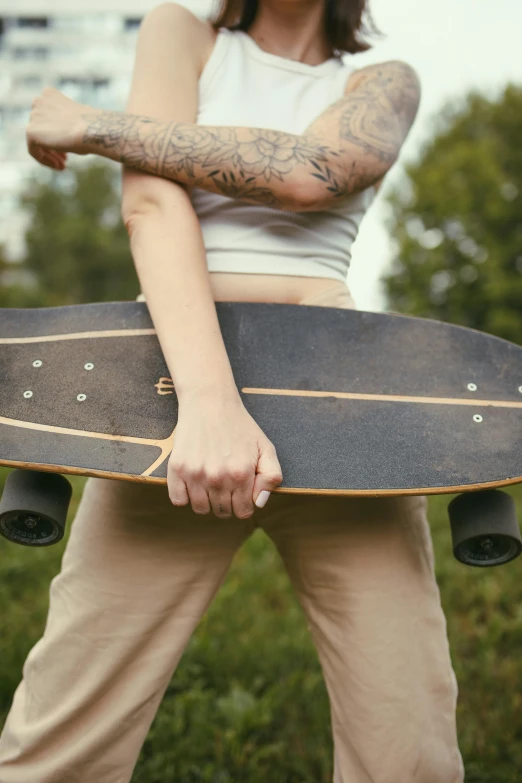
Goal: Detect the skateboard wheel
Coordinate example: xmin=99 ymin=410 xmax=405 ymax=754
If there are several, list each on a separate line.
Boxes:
xmin=0 ymin=470 xmax=72 ymax=547
xmin=449 ymin=490 xmax=522 ymax=567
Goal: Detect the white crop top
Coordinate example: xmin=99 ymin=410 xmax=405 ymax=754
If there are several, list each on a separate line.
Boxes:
xmin=191 ymin=27 xmax=376 ymax=282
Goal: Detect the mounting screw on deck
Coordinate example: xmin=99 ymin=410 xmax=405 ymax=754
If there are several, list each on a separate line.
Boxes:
xmin=473 ymin=414 xmax=483 ymax=423
xmin=32 ymin=360 xmax=42 ymax=367
xmin=77 ymin=393 xmax=86 ymax=402
xmin=23 ymin=390 xmax=33 ymax=399
xmin=518 ymin=385 xmax=522 ymax=393
xmin=84 ymin=363 xmax=94 ymax=370
xmin=467 ymin=383 xmax=477 ymax=391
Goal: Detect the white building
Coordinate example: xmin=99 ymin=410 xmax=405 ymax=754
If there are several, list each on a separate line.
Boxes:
xmin=0 ymin=0 xmax=212 ymax=261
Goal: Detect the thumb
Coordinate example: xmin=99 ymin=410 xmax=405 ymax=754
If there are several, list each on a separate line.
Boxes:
xmin=253 ymin=442 xmax=283 ymax=508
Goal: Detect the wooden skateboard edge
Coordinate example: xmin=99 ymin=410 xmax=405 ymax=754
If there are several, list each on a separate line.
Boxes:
xmin=0 ymin=458 xmax=520 ymax=497
xmin=1 ymin=300 xmax=521 ymax=353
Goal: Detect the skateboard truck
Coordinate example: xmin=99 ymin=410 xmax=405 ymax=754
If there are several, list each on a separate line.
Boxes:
xmin=0 ymin=470 xmax=72 ymax=547
xmin=449 ymin=490 xmax=522 ymax=566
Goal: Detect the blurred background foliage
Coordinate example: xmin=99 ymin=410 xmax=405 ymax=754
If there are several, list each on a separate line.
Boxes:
xmin=0 ymin=161 xmax=139 ymax=307
xmin=0 ymin=84 xmax=521 ymax=782
xmin=383 ymin=84 xmax=522 ymax=343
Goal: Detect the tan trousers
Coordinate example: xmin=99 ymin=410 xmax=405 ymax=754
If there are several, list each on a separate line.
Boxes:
xmin=0 ymin=282 xmax=464 ymax=783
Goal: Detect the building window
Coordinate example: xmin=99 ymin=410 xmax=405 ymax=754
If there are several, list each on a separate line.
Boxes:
xmin=58 ymin=76 xmax=84 ymax=89
xmin=53 ymin=17 xmax=82 ymax=32
xmin=3 ymin=107 xmax=30 ymax=125
xmin=124 ymin=18 xmax=141 ymax=31
xmin=59 ymin=77 xmax=110 ymax=91
xmin=17 ymin=75 xmax=43 ymax=89
xmin=16 ymin=17 xmax=49 ymax=29
xmin=12 ymin=46 xmax=49 ymax=60
xmin=59 ymin=76 xmax=86 ymax=86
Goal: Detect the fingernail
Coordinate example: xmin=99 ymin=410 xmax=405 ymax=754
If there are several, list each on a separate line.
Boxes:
xmin=255 ymin=490 xmax=271 ymax=508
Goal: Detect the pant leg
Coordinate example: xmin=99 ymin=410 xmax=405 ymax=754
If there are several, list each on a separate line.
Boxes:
xmin=0 ymin=477 xmax=253 ymax=783
xmin=262 ymin=494 xmax=464 ymax=783
xmin=260 ymin=281 xmax=464 ymax=783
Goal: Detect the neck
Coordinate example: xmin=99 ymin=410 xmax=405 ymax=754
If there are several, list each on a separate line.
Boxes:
xmin=246 ymin=0 xmax=333 ymax=65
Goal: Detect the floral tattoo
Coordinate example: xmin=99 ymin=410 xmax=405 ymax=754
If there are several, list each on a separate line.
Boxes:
xmin=83 ymin=111 xmax=343 ymax=209
xmin=82 ymin=60 xmax=419 ymax=210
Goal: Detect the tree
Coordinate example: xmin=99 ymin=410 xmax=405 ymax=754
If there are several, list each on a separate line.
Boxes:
xmin=4 ymin=161 xmax=139 ymax=307
xmin=383 ymin=84 xmax=522 ymax=343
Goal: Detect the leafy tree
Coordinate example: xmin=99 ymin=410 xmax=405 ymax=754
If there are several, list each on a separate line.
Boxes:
xmin=3 ymin=161 xmax=139 ymax=307
xmin=0 ymin=243 xmax=42 ymax=307
xmin=383 ymin=84 xmax=522 ymax=343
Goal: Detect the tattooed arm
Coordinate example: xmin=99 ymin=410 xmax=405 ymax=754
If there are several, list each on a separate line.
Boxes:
xmin=81 ymin=112 xmax=320 ymax=211
xmin=79 ymin=59 xmax=419 ymax=212
xmin=28 ymin=57 xmax=419 ymax=210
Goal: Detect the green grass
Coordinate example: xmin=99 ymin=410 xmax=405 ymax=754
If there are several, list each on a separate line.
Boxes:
xmin=1 ymin=467 xmax=521 ymax=782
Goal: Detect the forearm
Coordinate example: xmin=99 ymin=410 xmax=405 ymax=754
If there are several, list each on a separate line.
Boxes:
xmin=127 ymin=206 xmax=238 ymax=401
xmin=81 ymin=109 xmax=337 ymax=210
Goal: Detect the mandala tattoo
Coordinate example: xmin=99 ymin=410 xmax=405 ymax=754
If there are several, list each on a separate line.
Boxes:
xmin=82 ymin=59 xmax=419 ymax=210
xmin=304 ymin=60 xmax=421 ymax=193
xmin=339 ymin=61 xmax=420 ymax=161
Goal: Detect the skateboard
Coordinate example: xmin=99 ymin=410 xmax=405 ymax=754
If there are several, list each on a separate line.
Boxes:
xmin=0 ymin=301 xmax=521 ymax=566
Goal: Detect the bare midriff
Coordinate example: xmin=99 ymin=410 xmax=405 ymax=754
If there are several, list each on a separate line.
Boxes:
xmin=208 ymin=272 xmax=346 ymax=304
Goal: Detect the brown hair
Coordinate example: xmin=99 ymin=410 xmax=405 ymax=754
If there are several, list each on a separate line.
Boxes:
xmin=209 ymin=0 xmax=379 ymax=57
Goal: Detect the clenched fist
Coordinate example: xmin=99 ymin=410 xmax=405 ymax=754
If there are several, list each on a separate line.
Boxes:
xmin=26 ymin=86 xmax=98 ymax=169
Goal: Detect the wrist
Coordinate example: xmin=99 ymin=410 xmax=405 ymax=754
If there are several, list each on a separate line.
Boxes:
xmin=77 ymin=107 xmax=112 ymax=157
xmin=177 ymin=381 xmax=242 ymax=408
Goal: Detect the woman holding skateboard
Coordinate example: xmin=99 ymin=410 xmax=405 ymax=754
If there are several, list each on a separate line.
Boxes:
xmin=1 ymin=0 xmax=464 ymax=780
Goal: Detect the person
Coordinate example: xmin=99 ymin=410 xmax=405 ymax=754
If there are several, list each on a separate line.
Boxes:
xmin=0 ymin=0 xmax=465 ymax=780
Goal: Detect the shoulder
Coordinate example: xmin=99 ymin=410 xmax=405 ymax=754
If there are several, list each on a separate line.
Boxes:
xmin=139 ymin=3 xmax=218 ymax=77
xmin=343 ymin=59 xmax=421 ymax=129
xmin=344 ymin=59 xmax=421 ymax=98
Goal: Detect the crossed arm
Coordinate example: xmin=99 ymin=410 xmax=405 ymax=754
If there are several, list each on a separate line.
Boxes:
xmin=81 ymin=60 xmax=420 ymax=212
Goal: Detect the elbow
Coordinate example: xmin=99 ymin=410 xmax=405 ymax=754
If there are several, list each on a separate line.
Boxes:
xmin=121 ymin=207 xmax=156 ymax=237
xmin=121 ymin=190 xmax=193 ymax=236
xmin=121 ymin=172 xmax=193 ymax=233
xmin=122 ymin=211 xmax=141 ymax=237
xmin=291 ymin=167 xmax=393 ymax=212
xmin=286 ymin=178 xmax=325 ymax=213
xmin=288 ymin=173 xmax=363 ymax=213
xmin=122 ymin=204 xmax=172 ymax=239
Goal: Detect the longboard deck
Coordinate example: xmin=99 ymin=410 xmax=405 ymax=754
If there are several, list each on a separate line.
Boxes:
xmin=0 ymin=301 xmax=521 ymax=495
